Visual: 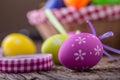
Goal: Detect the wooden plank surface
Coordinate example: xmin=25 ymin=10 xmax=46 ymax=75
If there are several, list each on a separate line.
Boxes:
xmin=0 ymin=56 xmax=120 ymax=80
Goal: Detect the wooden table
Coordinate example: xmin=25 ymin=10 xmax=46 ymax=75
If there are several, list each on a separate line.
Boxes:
xmin=0 ymin=55 xmax=120 ymax=80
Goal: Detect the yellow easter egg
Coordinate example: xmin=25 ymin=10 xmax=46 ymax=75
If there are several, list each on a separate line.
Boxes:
xmin=1 ymin=33 xmax=37 ymax=56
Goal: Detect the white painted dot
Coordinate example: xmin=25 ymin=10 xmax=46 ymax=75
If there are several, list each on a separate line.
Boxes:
xmin=72 ymin=44 xmax=75 ymax=47
xmin=90 ymin=52 xmax=92 ymax=55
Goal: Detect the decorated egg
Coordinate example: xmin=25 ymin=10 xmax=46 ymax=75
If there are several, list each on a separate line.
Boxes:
xmin=58 ymin=33 xmax=103 ymax=70
xmin=64 ymin=0 xmax=90 ymax=9
xmin=1 ymin=33 xmax=37 ymax=56
xmin=45 ymin=0 xmax=66 ymax=9
xmin=92 ymin=0 xmax=120 ymax=5
xmin=41 ymin=34 xmax=69 ymax=64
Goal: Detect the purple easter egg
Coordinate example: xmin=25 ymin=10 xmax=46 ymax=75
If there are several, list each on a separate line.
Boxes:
xmin=58 ymin=33 xmax=103 ymax=70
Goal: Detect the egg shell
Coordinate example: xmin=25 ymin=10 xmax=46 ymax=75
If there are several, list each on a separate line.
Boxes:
xmin=64 ymin=0 xmax=90 ymax=9
xmin=1 ymin=33 xmax=37 ymax=56
xmin=92 ymin=0 xmax=120 ymax=5
xmin=45 ymin=0 xmax=66 ymax=9
xmin=41 ymin=34 xmax=69 ymax=64
xmin=58 ymin=33 xmax=103 ymax=70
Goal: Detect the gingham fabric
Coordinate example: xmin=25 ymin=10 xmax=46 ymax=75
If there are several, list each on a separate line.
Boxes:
xmin=27 ymin=5 xmax=120 ymax=26
xmin=0 ymin=54 xmax=53 ymax=73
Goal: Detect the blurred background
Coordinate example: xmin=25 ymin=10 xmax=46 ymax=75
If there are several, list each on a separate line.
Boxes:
xmin=0 ymin=0 xmax=46 ymax=42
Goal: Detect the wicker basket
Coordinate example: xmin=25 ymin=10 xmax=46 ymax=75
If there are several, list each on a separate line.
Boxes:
xmin=27 ymin=5 xmax=120 ymax=49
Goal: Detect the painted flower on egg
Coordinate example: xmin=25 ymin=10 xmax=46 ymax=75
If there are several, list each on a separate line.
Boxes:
xmin=58 ymin=33 xmax=103 ymax=70
xmin=58 ymin=21 xmax=120 ymax=71
xmin=74 ymin=49 xmax=86 ymax=61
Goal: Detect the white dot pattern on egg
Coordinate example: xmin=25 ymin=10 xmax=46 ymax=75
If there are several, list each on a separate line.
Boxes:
xmin=53 ymin=38 xmax=63 ymax=46
xmin=58 ymin=33 xmax=103 ymax=70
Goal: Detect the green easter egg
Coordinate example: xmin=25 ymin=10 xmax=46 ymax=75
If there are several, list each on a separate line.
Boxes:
xmin=92 ymin=0 xmax=120 ymax=5
xmin=41 ymin=34 xmax=69 ymax=64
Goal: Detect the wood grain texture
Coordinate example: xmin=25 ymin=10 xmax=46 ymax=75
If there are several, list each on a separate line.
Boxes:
xmin=0 ymin=56 xmax=120 ymax=80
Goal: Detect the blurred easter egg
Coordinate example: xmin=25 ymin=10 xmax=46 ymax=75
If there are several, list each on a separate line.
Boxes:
xmin=41 ymin=34 xmax=69 ymax=64
xmin=92 ymin=0 xmax=120 ymax=5
xmin=59 ymin=33 xmax=103 ymax=70
xmin=45 ymin=0 xmax=66 ymax=9
xmin=1 ymin=33 xmax=37 ymax=56
xmin=64 ymin=0 xmax=90 ymax=9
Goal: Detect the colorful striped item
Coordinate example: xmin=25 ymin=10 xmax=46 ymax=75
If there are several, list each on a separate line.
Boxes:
xmin=0 ymin=54 xmax=53 ymax=73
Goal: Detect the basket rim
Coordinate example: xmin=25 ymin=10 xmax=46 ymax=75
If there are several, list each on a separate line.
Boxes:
xmin=27 ymin=5 xmax=120 ymax=26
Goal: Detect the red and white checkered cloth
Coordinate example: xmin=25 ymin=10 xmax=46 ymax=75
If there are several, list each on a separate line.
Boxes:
xmin=0 ymin=54 xmax=53 ymax=73
xmin=27 ymin=5 xmax=120 ymax=26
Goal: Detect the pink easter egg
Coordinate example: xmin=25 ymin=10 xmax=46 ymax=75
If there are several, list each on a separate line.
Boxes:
xmin=58 ymin=33 xmax=103 ymax=70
